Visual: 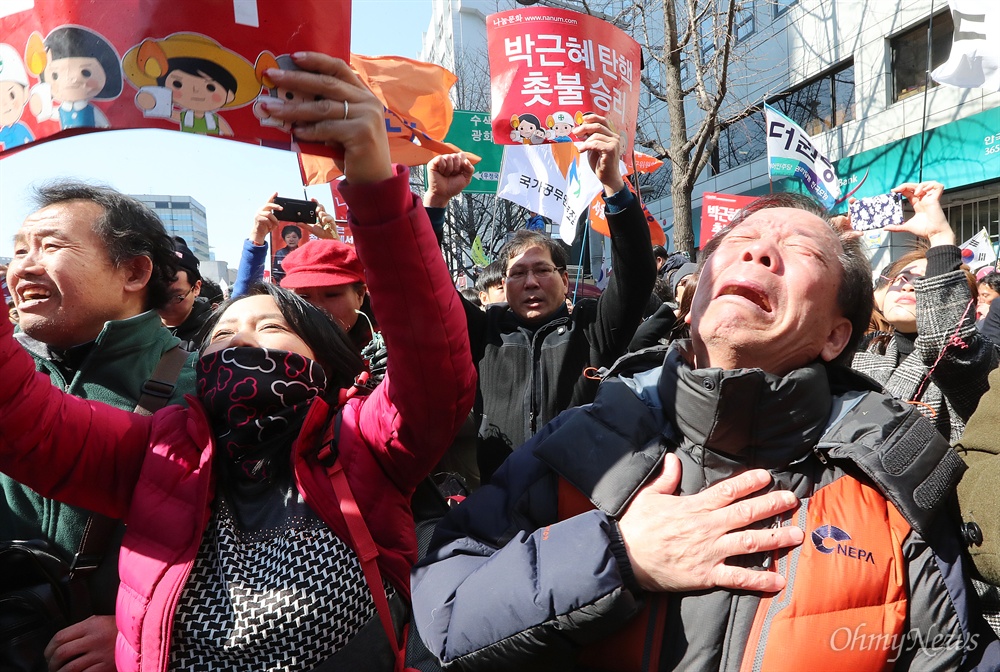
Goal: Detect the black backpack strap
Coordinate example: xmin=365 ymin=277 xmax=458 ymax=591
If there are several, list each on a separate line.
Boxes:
xmin=68 ymin=513 xmax=118 ymax=577
xmin=134 ymin=345 xmax=190 ymax=416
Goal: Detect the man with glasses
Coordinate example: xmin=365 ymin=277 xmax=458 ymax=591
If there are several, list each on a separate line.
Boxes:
xmin=3 ymin=182 xmax=195 ymax=671
xmin=427 ymin=115 xmax=656 ymax=484
xmin=157 ymin=237 xmax=213 ymax=350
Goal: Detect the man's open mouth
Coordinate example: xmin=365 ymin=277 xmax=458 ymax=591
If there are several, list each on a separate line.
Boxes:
xmin=718 ymin=284 xmax=772 ymax=312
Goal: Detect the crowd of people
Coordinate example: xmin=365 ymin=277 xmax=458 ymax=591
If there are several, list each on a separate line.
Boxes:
xmin=2 ymin=48 xmax=1000 ymax=672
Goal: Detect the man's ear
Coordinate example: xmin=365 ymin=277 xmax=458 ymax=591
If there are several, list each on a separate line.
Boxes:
xmin=478 ymin=290 xmax=489 ymax=305
xmin=193 ymin=279 xmax=202 ymax=297
xmin=819 ymin=316 xmax=853 ymax=363
xmin=122 ymin=256 xmax=153 ymax=294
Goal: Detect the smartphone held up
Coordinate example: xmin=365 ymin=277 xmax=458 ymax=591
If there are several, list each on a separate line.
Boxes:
xmin=273 ymin=196 xmax=318 ymax=223
xmin=848 ymin=193 xmax=904 ymax=232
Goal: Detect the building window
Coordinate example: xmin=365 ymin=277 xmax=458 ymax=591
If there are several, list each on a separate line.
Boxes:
xmin=736 ymin=0 xmax=755 ymax=42
xmin=773 ymin=60 xmax=855 ymax=136
xmin=712 ymin=60 xmax=854 ymax=174
xmin=773 ymin=0 xmax=796 ymax=19
xmin=172 ymin=202 xmax=190 ymax=209
xmin=154 ymin=201 xmax=169 ymax=208
xmin=700 ymin=10 xmax=716 ymax=59
xmin=890 ymin=11 xmax=954 ymax=102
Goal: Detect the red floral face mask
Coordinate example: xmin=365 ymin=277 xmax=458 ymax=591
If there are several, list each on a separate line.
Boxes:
xmin=197 ymin=347 xmax=327 ymax=481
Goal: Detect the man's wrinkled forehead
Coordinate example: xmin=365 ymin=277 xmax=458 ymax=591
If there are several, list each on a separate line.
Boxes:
xmin=16 ymin=201 xmax=102 ymax=242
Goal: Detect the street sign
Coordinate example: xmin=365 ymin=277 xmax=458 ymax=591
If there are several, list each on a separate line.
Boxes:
xmin=441 ymin=110 xmax=504 ymax=194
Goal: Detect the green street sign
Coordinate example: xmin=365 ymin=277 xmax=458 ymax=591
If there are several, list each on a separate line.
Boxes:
xmin=441 ymin=110 xmax=505 ymax=194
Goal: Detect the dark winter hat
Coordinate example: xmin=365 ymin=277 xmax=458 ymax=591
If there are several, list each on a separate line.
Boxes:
xmin=280 ymin=239 xmax=366 ymax=289
xmin=173 ymin=237 xmax=201 ymax=283
xmin=670 ymin=262 xmax=699 ymax=298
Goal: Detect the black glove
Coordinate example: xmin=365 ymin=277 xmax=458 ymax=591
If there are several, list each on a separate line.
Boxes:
xmin=360 ymin=334 xmax=388 ymax=388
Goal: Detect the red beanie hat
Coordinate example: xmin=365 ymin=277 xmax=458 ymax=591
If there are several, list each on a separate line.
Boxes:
xmin=279 ymin=240 xmax=366 ymax=289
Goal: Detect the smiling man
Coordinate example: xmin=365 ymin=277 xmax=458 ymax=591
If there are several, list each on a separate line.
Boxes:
xmin=3 ymin=182 xmax=195 ymax=671
xmin=412 ymin=192 xmax=999 ymax=671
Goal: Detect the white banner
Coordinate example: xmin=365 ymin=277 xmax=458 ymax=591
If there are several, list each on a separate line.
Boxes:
xmin=764 ymin=103 xmax=841 ymax=209
xmin=932 ymin=1 xmax=1000 ymax=91
xmin=960 ymin=228 xmax=998 ymax=271
xmin=497 ymin=144 xmax=603 ymax=243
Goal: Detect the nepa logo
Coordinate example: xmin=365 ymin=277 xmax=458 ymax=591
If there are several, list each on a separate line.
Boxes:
xmin=811 ymin=524 xmax=876 ymax=564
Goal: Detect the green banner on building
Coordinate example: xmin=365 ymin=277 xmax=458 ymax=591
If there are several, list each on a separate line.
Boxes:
xmin=440 ymin=110 xmax=505 ymax=194
xmin=832 ymin=107 xmax=1000 ymax=212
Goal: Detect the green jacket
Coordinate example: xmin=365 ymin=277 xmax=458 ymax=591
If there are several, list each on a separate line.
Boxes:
xmin=0 ymin=310 xmax=196 ymax=613
xmin=958 ymin=364 xmax=1000 ymax=585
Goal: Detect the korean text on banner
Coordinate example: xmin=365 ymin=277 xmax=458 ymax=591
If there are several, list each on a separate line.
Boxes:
xmin=931 ymin=1 xmax=1000 ymax=91
xmin=960 ymin=228 xmax=998 ymax=271
xmin=486 ymin=7 xmax=641 ymax=162
xmin=0 ymin=0 xmax=349 ymax=155
xmin=764 ymin=103 xmax=841 ymax=209
xmin=699 ymin=192 xmax=757 ymax=248
xmin=497 ymin=143 xmax=602 ymax=244
xmin=442 ymin=110 xmax=504 ymax=194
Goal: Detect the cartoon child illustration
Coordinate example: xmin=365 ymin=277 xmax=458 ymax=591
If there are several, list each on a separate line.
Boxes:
xmin=25 ymin=26 xmax=123 ymax=130
xmin=252 ymin=52 xmax=321 ymax=132
xmin=510 ymin=113 xmax=546 ymax=145
xmin=0 ymin=43 xmax=34 ymax=150
xmin=122 ymin=33 xmax=259 ymax=137
xmin=546 ymin=111 xmax=581 ymax=142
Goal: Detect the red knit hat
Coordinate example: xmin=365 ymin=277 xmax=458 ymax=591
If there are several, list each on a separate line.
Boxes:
xmin=279 ymin=240 xmax=366 ymax=289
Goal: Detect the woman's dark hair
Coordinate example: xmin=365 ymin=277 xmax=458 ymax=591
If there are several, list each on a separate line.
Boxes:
xmin=157 ymin=57 xmax=238 ymax=97
xmin=281 ymin=225 xmax=303 ymax=240
xmin=199 ymin=283 xmax=365 ymax=392
xmin=979 ymin=271 xmax=1000 ymax=295
xmin=33 ymin=181 xmax=178 ymax=310
xmin=517 ymin=114 xmax=541 ymax=129
xmin=43 ymin=26 xmax=123 ymax=99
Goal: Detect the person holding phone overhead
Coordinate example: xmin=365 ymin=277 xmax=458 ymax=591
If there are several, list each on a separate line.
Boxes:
xmin=0 ymin=51 xmax=476 ymax=672
xmin=851 ymin=181 xmax=998 ymax=444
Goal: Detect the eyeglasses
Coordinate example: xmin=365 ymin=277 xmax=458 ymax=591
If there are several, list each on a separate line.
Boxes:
xmin=167 ymin=286 xmax=196 ymax=304
xmin=505 ymin=264 xmax=565 ymax=283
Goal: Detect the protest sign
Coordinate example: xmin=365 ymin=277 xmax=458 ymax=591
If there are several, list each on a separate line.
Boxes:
xmin=0 ymin=0 xmax=348 ymax=155
xmin=764 ymin=103 xmax=841 ymax=209
xmin=699 ymin=192 xmax=757 ymax=248
xmin=440 ymin=110 xmax=504 ymax=194
xmin=486 ymin=7 xmax=640 ymax=162
xmin=497 ymin=142 xmax=603 ymax=243
xmin=960 ymin=228 xmax=998 ymax=271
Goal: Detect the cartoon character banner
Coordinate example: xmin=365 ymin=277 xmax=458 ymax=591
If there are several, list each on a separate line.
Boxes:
xmin=0 ymin=0 xmax=349 ymax=155
xmin=486 ymin=7 xmax=640 ymax=162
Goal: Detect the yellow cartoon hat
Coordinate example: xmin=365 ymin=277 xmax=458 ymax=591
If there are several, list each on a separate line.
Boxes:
xmin=122 ymin=33 xmax=259 ymax=108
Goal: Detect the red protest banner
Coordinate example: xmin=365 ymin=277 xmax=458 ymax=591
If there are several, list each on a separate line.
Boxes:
xmin=486 ymin=7 xmax=640 ymax=161
xmin=0 ymin=0 xmax=349 ymax=154
xmin=699 ymin=192 xmax=757 ymax=248
xmin=330 ymin=179 xmax=353 ymax=245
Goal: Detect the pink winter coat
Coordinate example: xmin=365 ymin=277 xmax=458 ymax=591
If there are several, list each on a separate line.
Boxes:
xmin=0 ymin=166 xmax=476 ymax=672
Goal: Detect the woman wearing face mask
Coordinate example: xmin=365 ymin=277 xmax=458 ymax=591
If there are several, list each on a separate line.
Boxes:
xmin=851 ymin=181 xmax=998 ymax=444
xmin=0 ymin=52 xmax=475 ymax=672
